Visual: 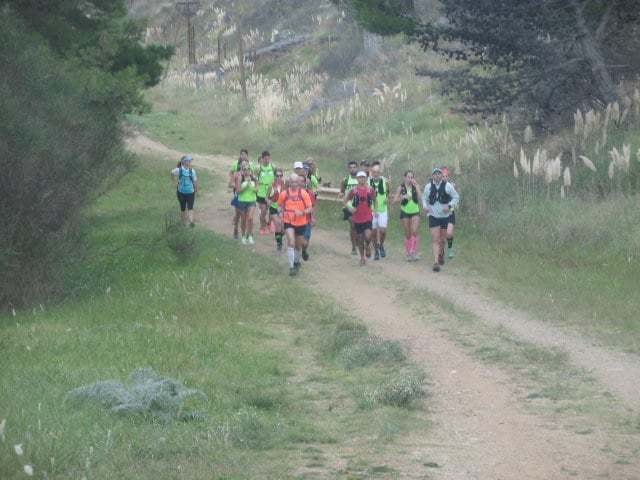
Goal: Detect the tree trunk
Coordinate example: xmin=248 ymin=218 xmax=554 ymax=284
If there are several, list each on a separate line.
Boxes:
xmin=571 ymin=0 xmax=617 ymax=103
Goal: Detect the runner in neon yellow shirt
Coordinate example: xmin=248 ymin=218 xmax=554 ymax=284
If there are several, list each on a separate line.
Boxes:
xmin=369 ymin=161 xmax=390 ymax=260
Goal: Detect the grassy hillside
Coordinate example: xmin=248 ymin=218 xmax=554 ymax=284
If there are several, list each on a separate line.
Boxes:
xmin=127 ymin=9 xmax=640 ymax=356
xmin=0 ymin=159 xmax=427 ymax=479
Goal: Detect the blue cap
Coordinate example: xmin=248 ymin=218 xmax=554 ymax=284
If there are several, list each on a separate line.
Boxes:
xmin=432 ymin=167 xmax=442 ymax=174
xmin=181 ymin=155 xmax=193 ymax=164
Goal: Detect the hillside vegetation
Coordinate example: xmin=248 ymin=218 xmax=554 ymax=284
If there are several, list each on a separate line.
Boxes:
xmin=128 ymin=0 xmax=640 ymax=351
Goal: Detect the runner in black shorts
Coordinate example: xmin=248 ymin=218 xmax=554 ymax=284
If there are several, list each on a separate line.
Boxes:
xmin=345 ymin=171 xmax=376 ymax=266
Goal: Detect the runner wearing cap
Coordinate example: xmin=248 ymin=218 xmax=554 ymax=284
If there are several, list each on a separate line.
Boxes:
xmin=267 ymin=167 xmax=286 ymax=251
xmin=235 ymin=159 xmax=258 ymax=245
xmin=393 ymin=170 xmax=421 ymax=261
xmin=441 ymin=167 xmax=457 ymax=259
xmin=345 ymin=171 xmax=377 ymax=266
xmin=422 ymin=167 xmax=460 ymax=272
xmin=294 ymin=161 xmax=316 ymax=261
xmin=256 ymin=151 xmax=276 ymax=235
xmin=369 ymin=161 xmax=389 ymax=260
xmin=278 ymin=173 xmax=313 ymax=276
xmin=171 ymin=155 xmax=198 ymax=227
xmin=339 ymin=161 xmax=359 ymax=255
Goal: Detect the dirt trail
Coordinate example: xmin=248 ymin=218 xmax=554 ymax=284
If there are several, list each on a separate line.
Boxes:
xmin=129 ymin=133 xmax=640 ymax=479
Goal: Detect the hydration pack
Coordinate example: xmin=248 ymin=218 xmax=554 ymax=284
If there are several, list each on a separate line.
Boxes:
xmin=352 ymin=188 xmax=373 ymax=208
xmin=178 ymin=167 xmax=195 ymax=192
xmin=428 ymin=181 xmax=451 ymax=206
xmin=400 ymin=184 xmax=418 ymax=206
xmin=369 ymin=177 xmax=387 ymax=195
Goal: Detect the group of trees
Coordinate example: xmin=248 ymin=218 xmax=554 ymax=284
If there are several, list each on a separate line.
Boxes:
xmin=1 ymin=1 xmax=172 ymax=309
xmin=335 ymin=0 xmax=640 ymax=126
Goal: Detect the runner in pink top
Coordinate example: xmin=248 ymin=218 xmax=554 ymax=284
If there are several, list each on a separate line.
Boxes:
xmin=345 ymin=171 xmax=377 ymax=266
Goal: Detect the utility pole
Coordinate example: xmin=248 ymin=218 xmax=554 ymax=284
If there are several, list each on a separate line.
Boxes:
xmin=177 ymin=0 xmax=200 ymax=65
xmin=238 ymin=27 xmax=247 ymax=103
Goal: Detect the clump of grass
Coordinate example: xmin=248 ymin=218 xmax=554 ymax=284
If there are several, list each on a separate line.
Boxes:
xmin=324 ymin=321 xmax=406 ymax=369
xmin=340 ymin=335 xmax=406 ymax=369
xmin=66 ymin=368 xmax=207 ymax=424
xmin=164 ymin=211 xmax=196 ymax=260
xmin=375 ymin=369 xmax=425 ymax=407
xmin=215 ymin=407 xmax=278 ymax=450
xmin=358 ymin=369 xmax=425 ymax=409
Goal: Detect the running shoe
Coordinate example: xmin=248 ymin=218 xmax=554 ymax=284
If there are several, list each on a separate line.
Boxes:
xmin=351 ymin=247 xmax=358 ymax=256
xmin=241 ymin=236 xmax=248 ymax=245
xmin=247 ymin=236 xmax=255 ymax=245
xmin=302 ymin=248 xmax=309 ymax=261
xmin=289 ymin=267 xmax=297 ymax=276
xmin=432 ymin=263 xmax=441 ymax=272
xmin=448 ymin=247 xmax=455 ymax=259
xmin=379 ymin=245 xmax=386 ymax=258
xmin=276 ymin=242 xmax=283 ymax=252
xmin=374 ymin=249 xmax=380 ymax=261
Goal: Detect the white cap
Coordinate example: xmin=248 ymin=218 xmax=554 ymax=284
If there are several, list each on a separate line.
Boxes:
xmin=356 ymin=171 xmax=367 ymax=177
xmin=293 ymin=161 xmax=304 ymax=169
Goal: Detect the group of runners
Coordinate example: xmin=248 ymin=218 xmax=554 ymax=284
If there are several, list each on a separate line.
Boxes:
xmin=172 ymin=149 xmax=460 ymax=275
xmin=226 ymin=150 xmax=320 ymax=276
xmin=338 ymin=159 xmax=459 ymax=272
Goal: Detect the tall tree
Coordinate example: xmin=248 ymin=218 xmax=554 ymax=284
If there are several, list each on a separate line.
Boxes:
xmin=340 ymin=0 xmax=640 ymax=124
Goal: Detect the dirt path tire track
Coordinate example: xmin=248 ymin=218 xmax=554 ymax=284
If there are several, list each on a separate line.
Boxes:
xmin=128 ymin=133 xmax=640 ymax=478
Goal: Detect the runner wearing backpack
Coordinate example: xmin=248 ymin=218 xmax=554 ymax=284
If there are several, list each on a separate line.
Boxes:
xmin=267 ymin=167 xmax=286 ymax=251
xmin=256 ymin=151 xmax=276 ymax=235
xmin=345 ymin=171 xmax=377 ymax=266
xmin=422 ymin=167 xmax=460 ymax=272
xmin=278 ymin=173 xmax=313 ymax=276
xmin=339 ymin=161 xmax=359 ymax=255
xmin=369 ymin=162 xmax=389 ymax=260
xmin=171 ymin=155 xmax=198 ymax=227
xmin=393 ymin=170 xmax=421 ymax=261
xmin=294 ymin=161 xmax=316 ymax=261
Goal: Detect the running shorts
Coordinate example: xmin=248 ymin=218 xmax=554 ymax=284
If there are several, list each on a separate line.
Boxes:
xmin=269 ymin=206 xmax=279 ymax=215
xmin=230 ymin=194 xmax=239 ymax=208
xmin=256 ymin=196 xmax=267 ymax=205
xmin=372 ymin=212 xmax=388 ymax=229
xmin=428 ymin=216 xmax=448 ymax=229
xmin=284 ymin=223 xmax=307 ymax=237
xmin=354 ymin=221 xmax=373 ymax=235
xmin=237 ymin=201 xmax=256 ymax=211
xmin=400 ymin=211 xmax=419 ymax=219
xmin=177 ymin=191 xmax=195 ymax=211
xmin=448 ymin=211 xmax=456 ymax=225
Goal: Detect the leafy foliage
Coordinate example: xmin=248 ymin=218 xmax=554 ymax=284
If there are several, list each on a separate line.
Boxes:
xmin=341 ymin=0 xmax=640 ymax=124
xmin=0 ymin=2 xmax=172 ymax=309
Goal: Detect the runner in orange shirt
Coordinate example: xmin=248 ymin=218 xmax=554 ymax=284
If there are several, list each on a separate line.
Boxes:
xmin=278 ymin=173 xmax=313 ymax=276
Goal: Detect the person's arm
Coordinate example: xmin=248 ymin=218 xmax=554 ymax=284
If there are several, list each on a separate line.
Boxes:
xmin=235 ymin=172 xmax=243 ymax=193
xmin=192 ymin=170 xmax=199 ymax=193
xmin=171 ymin=167 xmax=179 ymax=177
xmin=392 ymin=185 xmax=403 ymax=204
xmin=338 ymin=177 xmax=346 ymax=199
xmin=301 ymin=191 xmax=313 ymax=216
xmin=422 ymin=184 xmax=430 ymax=209
xmin=344 ymin=190 xmax=355 ymax=210
xmin=446 ymin=183 xmax=460 ymax=209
